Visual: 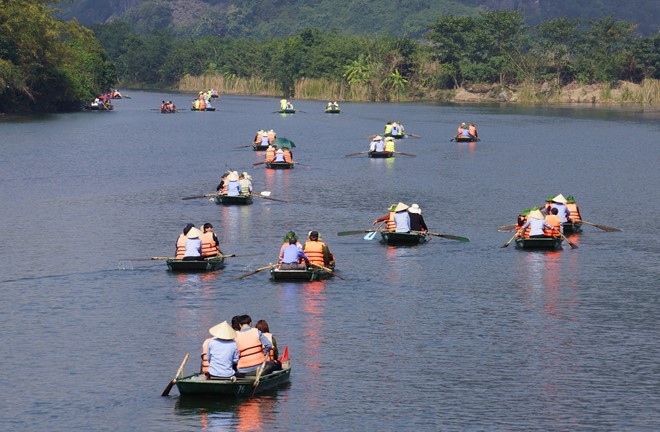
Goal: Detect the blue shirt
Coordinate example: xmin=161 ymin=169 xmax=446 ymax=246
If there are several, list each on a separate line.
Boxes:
xmin=226 ymin=180 xmax=241 ymax=196
xmin=207 ymin=338 xmax=239 ymax=377
xmin=185 ymin=238 xmax=202 ymax=256
xmin=521 ymin=218 xmax=553 ymax=236
xmin=281 ymin=244 xmax=308 ymax=264
xmin=551 ymin=203 xmax=571 ymax=223
xmin=394 ymin=211 xmax=411 ymax=232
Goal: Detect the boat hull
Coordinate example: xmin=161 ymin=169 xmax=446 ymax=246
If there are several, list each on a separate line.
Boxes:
xmin=166 ymin=256 xmax=226 ymax=272
xmin=380 ymin=231 xmax=429 ymax=245
xmin=368 ymin=151 xmax=394 ymax=158
xmin=562 ymin=222 xmax=583 ymax=233
xmin=252 ymin=144 xmax=269 ymax=151
xmin=278 ymin=109 xmax=296 ymax=114
xmin=266 ymin=161 xmax=294 ymax=169
xmin=270 ymin=267 xmax=333 ymax=281
xmin=514 ymin=237 xmax=563 ymax=250
xmin=85 ymin=105 xmax=113 ymax=111
xmin=454 ymin=136 xmax=478 ymax=142
xmin=191 ymin=107 xmax=216 ymax=111
xmin=214 ymin=194 xmax=253 ymax=205
xmin=325 ymin=109 xmax=340 ymax=114
xmin=176 ymin=367 xmax=291 ymax=397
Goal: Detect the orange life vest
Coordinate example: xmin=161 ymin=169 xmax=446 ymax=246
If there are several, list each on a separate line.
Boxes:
xmin=468 ymin=125 xmax=477 ymax=137
xmin=235 ymin=328 xmax=263 ymax=369
xmin=267 ymin=131 xmax=276 ymax=143
xmin=175 ymin=234 xmax=186 ymax=259
xmin=265 ymin=148 xmax=275 ymax=162
xmin=566 ymin=203 xmax=581 ymax=222
xmin=283 ymin=149 xmax=292 ymax=163
xmin=544 ymin=215 xmax=561 ymax=237
xmin=304 ymin=240 xmax=326 ymax=266
xmin=262 ymin=333 xmax=275 ymax=361
xmin=200 ymin=337 xmax=212 ymax=373
xmin=200 ymin=232 xmax=219 ymax=257
xmin=522 ymin=226 xmax=532 ymax=238
xmin=386 ymin=212 xmax=396 ymax=231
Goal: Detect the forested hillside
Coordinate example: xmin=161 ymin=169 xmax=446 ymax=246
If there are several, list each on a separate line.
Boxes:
xmin=55 ymin=0 xmax=659 ymax=38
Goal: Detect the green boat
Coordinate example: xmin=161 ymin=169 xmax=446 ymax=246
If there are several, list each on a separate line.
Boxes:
xmin=252 ymin=143 xmax=269 ymax=151
xmin=325 ymin=108 xmax=340 ymax=114
xmin=380 ymin=231 xmax=430 ymax=245
xmin=454 ymin=135 xmax=478 ymax=142
xmin=266 ymin=161 xmax=294 ymax=170
xmin=176 ymin=366 xmax=291 ymax=397
xmin=214 ymin=194 xmax=253 ymax=205
xmin=270 ymin=266 xmax=334 ymax=282
xmin=166 ymin=255 xmax=226 ymax=272
xmin=278 ymin=109 xmax=296 ymax=114
xmin=562 ymin=222 xmax=583 ymax=233
xmin=514 ymin=237 xmax=563 ymax=250
xmin=191 ymin=107 xmax=216 ymax=111
xmin=368 ymin=151 xmax=394 ymax=158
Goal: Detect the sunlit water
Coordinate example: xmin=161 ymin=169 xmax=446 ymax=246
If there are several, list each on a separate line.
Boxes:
xmin=1 ymin=92 xmax=659 ymax=431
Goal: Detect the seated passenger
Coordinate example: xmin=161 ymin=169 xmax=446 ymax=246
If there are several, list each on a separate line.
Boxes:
xmin=235 ymin=315 xmax=273 ymax=375
xmin=205 ymin=321 xmax=239 ymax=379
xmin=520 ymin=210 xmax=553 ymax=238
xmin=255 ymin=319 xmax=282 ymax=372
xmin=273 ymin=148 xmax=286 ymax=162
xmin=393 ymin=202 xmax=411 ymax=233
xmin=225 ymin=171 xmax=241 ymax=196
xmin=239 ymin=172 xmax=253 ymax=195
xmin=303 ymin=231 xmax=335 ymax=268
xmin=183 ymin=227 xmax=204 ymax=261
xmin=200 ymin=223 xmax=221 ymax=257
xmin=279 ymin=237 xmax=309 ymax=270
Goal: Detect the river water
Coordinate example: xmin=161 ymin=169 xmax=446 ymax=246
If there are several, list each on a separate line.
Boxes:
xmin=1 ymin=92 xmax=658 ymax=431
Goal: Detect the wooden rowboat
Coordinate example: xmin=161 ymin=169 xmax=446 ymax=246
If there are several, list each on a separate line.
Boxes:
xmin=385 ymin=133 xmax=406 ymax=139
xmin=213 ymin=194 xmax=253 ymax=205
xmin=84 ymin=104 xmax=113 ymax=111
xmin=325 ymin=108 xmax=340 ymax=114
xmin=562 ymin=222 xmax=583 ymax=234
xmin=278 ymin=109 xmax=296 ymax=114
xmin=454 ymin=135 xmax=478 ymax=142
xmin=191 ymin=107 xmax=216 ymax=111
xmin=514 ymin=237 xmax=563 ymax=250
xmin=380 ymin=231 xmax=430 ymax=245
xmin=368 ymin=151 xmax=394 ymax=158
xmin=266 ymin=161 xmax=294 ymax=169
xmin=176 ymin=366 xmax=291 ymax=397
xmin=166 ymin=255 xmax=225 ymax=272
xmin=270 ymin=266 xmax=333 ymax=282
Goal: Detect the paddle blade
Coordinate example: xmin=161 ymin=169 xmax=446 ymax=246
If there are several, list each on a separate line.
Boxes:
xmin=583 ymin=221 xmax=621 ymax=232
xmin=497 ymin=224 xmax=517 ymax=232
xmin=260 ymin=191 xmax=271 ymax=197
xmin=364 ymin=230 xmax=378 ymax=240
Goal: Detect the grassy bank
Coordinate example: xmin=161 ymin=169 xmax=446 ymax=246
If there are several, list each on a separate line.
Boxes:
xmin=177 ymin=74 xmax=659 ymax=105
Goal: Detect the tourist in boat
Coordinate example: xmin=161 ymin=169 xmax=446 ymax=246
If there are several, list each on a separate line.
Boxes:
xmin=273 ymin=148 xmax=286 ymax=163
xmin=391 ymin=121 xmax=402 ymax=136
xmin=540 ymin=196 xmax=555 ymax=216
xmin=259 ymin=131 xmax=271 ymax=147
xmin=550 ymin=194 xmax=571 ymax=223
xmin=280 ymin=99 xmax=287 ymax=110
xmin=256 ymin=319 xmax=282 ymax=371
xmin=235 ymin=315 xmax=274 ymax=376
xmin=457 ymin=122 xmax=467 ymax=134
xmin=239 ymin=172 xmax=253 ymax=195
xmin=544 ymin=208 xmax=562 ymax=236
xmin=285 ymin=100 xmax=294 ymax=110
xmin=520 ymin=209 xmax=553 ymax=238
xmin=332 ymin=101 xmax=339 ymax=110
xmin=566 ymin=195 xmax=582 ymax=222
xmin=282 ymin=147 xmax=293 ymax=162
xmin=393 ymin=202 xmax=411 ymax=233
xmin=384 ymin=136 xmax=396 ymax=153
xmin=225 ymin=171 xmax=241 ymax=196
xmin=384 ymin=122 xmax=393 ymax=135
xmin=205 ymin=321 xmax=239 ymax=379
xmin=267 ymin=129 xmax=276 ymax=143
xmin=303 ymin=231 xmax=335 ymax=268
xmin=469 ymin=123 xmax=478 ymax=138
xmin=216 ymin=170 xmax=231 ymax=192
xmin=265 ymin=145 xmax=276 ymax=163
xmin=200 ymin=223 xmax=222 ymax=257
xmin=231 ymin=315 xmax=241 ymax=331
xmin=373 ymin=204 xmax=397 ymax=231
xmin=254 ymin=130 xmax=265 ymax=144
xmin=183 ymin=227 xmax=204 ymax=260
xmin=280 ymin=237 xmax=310 ymax=269
xmin=408 ymin=204 xmax=428 ymax=232
xmin=326 ymin=101 xmax=333 ymax=110
xmin=175 ymin=223 xmax=195 ymax=259
xmin=460 ymin=127 xmax=474 ymax=139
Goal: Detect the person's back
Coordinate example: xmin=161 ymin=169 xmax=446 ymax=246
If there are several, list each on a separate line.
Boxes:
xmin=239 ymin=174 xmax=252 ymax=195
xmin=200 ymin=223 xmax=220 ymax=257
xmin=461 ymin=128 xmax=472 ymax=137
xmin=303 ymin=231 xmax=332 ymax=267
xmin=260 ymin=134 xmax=270 ymax=146
xmin=393 ymin=203 xmax=411 ymax=232
xmin=265 ymin=146 xmax=275 ymax=162
xmin=274 ymin=150 xmax=286 ymax=162
xmin=175 ymin=223 xmax=194 ymax=259
xmin=521 ymin=211 xmax=552 ymax=237
xmin=226 ymin=180 xmax=241 ymax=196
xmin=469 ymin=123 xmax=477 ymax=137
xmin=384 ymin=138 xmax=395 ymax=152
xmin=235 ymin=315 xmax=273 ymax=374
xmin=375 ymin=139 xmax=385 ymax=152
xmin=184 ymin=227 xmax=203 ymax=259
xmin=408 ymin=204 xmax=428 ymax=232
xmin=206 ymin=321 xmax=239 ymax=379
xmin=545 ymin=211 xmax=562 ymax=237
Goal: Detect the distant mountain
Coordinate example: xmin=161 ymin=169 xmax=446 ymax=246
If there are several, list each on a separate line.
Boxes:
xmin=53 ymin=0 xmax=659 ymax=37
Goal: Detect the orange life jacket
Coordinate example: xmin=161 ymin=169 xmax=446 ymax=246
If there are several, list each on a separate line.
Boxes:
xmin=200 ymin=337 xmax=212 ymax=373
xmin=200 ymin=232 xmax=219 ymax=257
xmin=283 ymin=149 xmax=292 ymax=163
xmin=468 ymin=125 xmax=477 ymax=137
xmin=175 ymin=234 xmax=186 ymax=259
xmin=262 ymin=333 xmax=275 ymax=361
xmin=267 ymin=131 xmax=276 ymax=143
xmin=304 ymin=240 xmax=326 ymax=266
xmin=522 ymin=226 xmax=532 ymax=238
xmin=544 ymin=215 xmax=561 ymax=237
xmin=566 ymin=203 xmax=581 ymax=222
xmin=235 ymin=328 xmax=263 ymax=369
xmin=457 ymin=127 xmax=464 ymax=134
xmin=386 ymin=212 xmax=396 ymax=231
xmin=265 ymin=148 xmax=275 ymax=162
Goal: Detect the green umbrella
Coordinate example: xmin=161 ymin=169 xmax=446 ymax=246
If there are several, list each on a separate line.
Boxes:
xmin=273 ymin=137 xmax=296 ymax=148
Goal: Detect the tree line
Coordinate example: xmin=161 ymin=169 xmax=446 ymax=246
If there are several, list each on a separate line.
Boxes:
xmin=0 ymin=0 xmax=116 ymax=113
xmin=94 ymin=11 xmax=658 ymax=101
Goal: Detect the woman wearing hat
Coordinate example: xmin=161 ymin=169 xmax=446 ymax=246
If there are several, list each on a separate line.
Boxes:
xmin=239 ymin=172 xmax=253 ymax=195
xmin=408 ymin=204 xmax=428 ymax=232
xmin=183 ymin=227 xmax=204 ymax=260
xmin=175 ymin=223 xmax=195 ymax=259
xmin=393 ymin=202 xmax=411 ymax=233
xmin=205 ymin=321 xmax=239 ymax=379
xmin=550 ymin=194 xmax=571 ymax=223
xmin=520 ymin=210 xmax=553 ymax=238
xmin=225 ymin=171 xmax=241 ymax=196
xmin=273 ymin=148 xmax=286 ymax=162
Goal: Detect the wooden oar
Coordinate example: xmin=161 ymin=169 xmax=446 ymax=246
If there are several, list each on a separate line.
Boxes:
xmin=161 ymin=353 xmax=190 ymax=396
xmin=581 ymin=221 xmax=621 ymax=232
xmin=421 ymin=231 xmax=470 ymax=242
xmin=497 ymin=224 xmax=517 ymax=232
xmin=345 ymin=151 xmax=370 ymax=157
xmin=561 ymin=234 xmax=578 ymax=249
xmin=308 ymin=263 xmax=345 ymax=280
xmin=251 ymin=353 xmax=270 ymax=395
xmin=406 ymin=133 xmax=422 ymax=138
xmin=253 ymin=161 xmax=266 ymax=166
xmin=182 ymin=193 xmax=217 ymax=200
xmin=254 ymin=194 xmax=288 ymax=203
xmin=338 ymin=230 xmax=375 ymax=236
xmin=393 ymin=151 xmax=416 ymax=157
xmin=235 ymin=264 xmax=273 ymax=280
xmin=501 ymin=234 xmax=517 ymax=248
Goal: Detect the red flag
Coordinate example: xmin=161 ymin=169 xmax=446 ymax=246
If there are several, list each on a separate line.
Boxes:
xmin=278 ymin=345 xmax=289 ymax=363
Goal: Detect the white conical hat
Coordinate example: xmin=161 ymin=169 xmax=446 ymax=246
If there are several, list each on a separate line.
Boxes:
xmin=394 ymin=202 xmax=409 ymax=212
xmin=552 ymin=194 xmax=567 ymax=204
xmin=186 ymin=227 xmax=202 ymax=238
xmin=208 ymin=321 xmax=236 ymax=340
xmin=529 ymin=210 xmax=544 ymax=220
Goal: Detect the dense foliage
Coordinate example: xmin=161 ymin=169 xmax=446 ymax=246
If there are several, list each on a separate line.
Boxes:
xmin=0 ymin=0 xmax=116 ymax=113
xmin=92 ymin=12 xmax=659 ymax=100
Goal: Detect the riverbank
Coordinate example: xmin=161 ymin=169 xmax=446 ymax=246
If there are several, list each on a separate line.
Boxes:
xmin=175 ymin=75 xmax=659 ymax=106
